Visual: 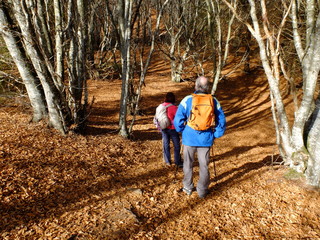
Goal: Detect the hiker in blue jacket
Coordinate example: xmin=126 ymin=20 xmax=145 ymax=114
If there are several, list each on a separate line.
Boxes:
xmin=174 ymin=76 xmax=226 ymax=198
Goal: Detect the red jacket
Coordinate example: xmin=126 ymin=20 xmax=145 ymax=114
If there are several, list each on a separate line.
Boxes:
xmin=162 ymin=102 xmax=177 ymax=129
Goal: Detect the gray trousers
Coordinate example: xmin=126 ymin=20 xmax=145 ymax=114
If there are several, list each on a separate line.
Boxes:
xmin=183 ymin=145 xmax=210 ymax=196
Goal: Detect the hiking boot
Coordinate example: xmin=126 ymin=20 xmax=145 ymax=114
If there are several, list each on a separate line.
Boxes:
xmin=176 ymin=164 xmax=183 ymax=168
xmin=198 ymin=191 xmax=208 ymax=199
xmin=182 ymin=187 xmax=192 ymax=196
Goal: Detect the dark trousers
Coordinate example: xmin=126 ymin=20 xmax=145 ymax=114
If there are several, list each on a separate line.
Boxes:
xmin=161 ymin=129 xmax=182 ymax=166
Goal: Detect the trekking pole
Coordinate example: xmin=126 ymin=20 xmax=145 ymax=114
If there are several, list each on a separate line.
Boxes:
xmin=175 ymin=143 xmax=184 ymax=175
xmin=211 ymin=147 xmax=217 ymax=181
xmin=180 ymin=143 xmax=184 ymax=158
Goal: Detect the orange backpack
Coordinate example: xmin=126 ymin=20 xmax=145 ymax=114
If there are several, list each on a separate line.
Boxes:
xmin=187 ymin=94 xmax=215 ymax=131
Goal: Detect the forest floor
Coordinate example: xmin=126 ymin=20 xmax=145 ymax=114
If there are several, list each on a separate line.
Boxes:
xmin=1 ymin=55 xmax=320 ymax=240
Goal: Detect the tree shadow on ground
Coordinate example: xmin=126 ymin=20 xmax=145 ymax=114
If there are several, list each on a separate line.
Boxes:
xmin=38 ymin=66 xmax=282 ymax=238
xmin=217 ymin=69 xmax=276 ymax=131
xmin=212 ymin=143 xmax=274 ymax=163
xmin=0 ymin=141 xmax=279 ymax=237
xmin=211 ymin=154 xmax=282 ymax=188
xmin=83 ymin=103 xmax=120 ymax=135
xmin=0 ymin=157 xmax=175 ymax=234
xmin=85 ymin=68 xmax=276 ymax=142
xmin=88 ymin=68 xmax=279 ymax=141
xmin=107 ymin=154 xmax=280 ymax=239
xmin=84 ymin=81 xmax=192 ymax=137
xmin=131 ymin=129 xmax=162 ymax=141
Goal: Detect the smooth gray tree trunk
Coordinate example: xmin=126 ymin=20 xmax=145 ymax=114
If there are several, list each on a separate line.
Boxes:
xmin=0 ymin=6 xmax=47 ymax=122
xmin=306 ymin=98 xmax=320 ymax=186
xmin=11 ymin=0 xmax=66 ymax=133
xmin=54 ymin=0 xmax=64 ymax=86
xmin=118 ymin=0 xmax=133 ymax=138
xmin=222 ymin=0 xmax=320 ymax=186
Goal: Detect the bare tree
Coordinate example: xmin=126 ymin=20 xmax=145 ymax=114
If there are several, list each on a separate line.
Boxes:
xmin=160 ymin=0 xmax=207 ymax=82
xmin=106 ymin=0 xmax=158 ymax=138
xmin=0 ymin=4 xmax=47 ymax=122
xmin=1 ymin=0 xmax=89 ymax=133
xmin=10 ymin=0 xmax=67 ymax=133
xmin=67 ymin=0 xmax=89 ymax=125
xmin=106 ymin=0 xmax=142 ymax=138
xmin=128 ymin=0 xmax=169 ymax=133
xmin=222 ymin=0 xmax=320 ymax=186
xmin=206 ymin=0 xmax=238 ymax=94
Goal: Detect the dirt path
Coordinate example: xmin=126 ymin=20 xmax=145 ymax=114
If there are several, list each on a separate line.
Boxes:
xmin=1 ymin=58 xmax=320 ymax=239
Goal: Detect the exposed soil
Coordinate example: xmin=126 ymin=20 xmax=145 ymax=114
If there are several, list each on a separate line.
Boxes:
xmin=1 ymin=56 xmax=320 ymax=239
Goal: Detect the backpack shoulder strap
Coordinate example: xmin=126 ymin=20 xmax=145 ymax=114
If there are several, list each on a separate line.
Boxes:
xmin=164 ymin=103 xmax=173 ymax=109
xmin=191 ymin=93 xmax=213 ymax=97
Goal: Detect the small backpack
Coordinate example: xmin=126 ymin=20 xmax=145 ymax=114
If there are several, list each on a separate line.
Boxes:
xmin=154 ymin=103 xmax=173 ymax=130
xmin=187 ymin=94 xmax=214 ymax=131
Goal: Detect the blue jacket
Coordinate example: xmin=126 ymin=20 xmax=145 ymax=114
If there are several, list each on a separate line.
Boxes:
xmin=173 ymin=93 xmax=226 ymax=147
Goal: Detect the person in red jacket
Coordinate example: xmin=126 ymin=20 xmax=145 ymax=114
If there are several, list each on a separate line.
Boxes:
xmin=161 ymin=92 xmax=183 ymax=167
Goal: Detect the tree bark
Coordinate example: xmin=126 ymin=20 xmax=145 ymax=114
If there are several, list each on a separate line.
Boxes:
xmin=222 ymin=0 xmax=320 ymax=186
xmin=306 ymin=0 xmax=316 ymax=47
xmin=11 ymin=0 xmax=67 ymax=133
xmin=291 ymin=11 xmax=320 ymax=171
xmin=233 ymin=0 xmax=294 ymax=161
xmin=306 ymin=98 xmax=320 ymax=186
xmin=54 ymin=0 xmax=64 ymax=86
xmin=76 ymin=0 xmax=87 ymax=117
xmin=207 ymin=0 xmax=237 ymax=94
xmin=118 ymin=0 xmax=133 ymax=138
xmin=36 ymin=0 xmax=53 ymax=58
xmin=0 ymin=6 xmax=47 ymax=122
xmin=2 ymin=0 xmax=89 ymax=133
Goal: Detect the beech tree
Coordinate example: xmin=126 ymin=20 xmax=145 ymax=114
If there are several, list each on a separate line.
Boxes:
xmin=105 ymin=0 xmax=168 ymax=137
xmin=223 ymin=0 xmax=320 ymax=186
xmin=105 ymin=0 xmax=137 ymax=138
xmin=206 ymin=0 xmax=237 ymax=94
xmin=160 ymin=0 xmax=207 ymax=82
xmin=160 ymin=0 xmax=239 ymax=88
xmin=128 ymin=0 xmax=169 ymax=133
xmin=0 ymin=0 xmax=89 ymax=133
xmin=0 ymin=6 xmax=47 ymax=122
